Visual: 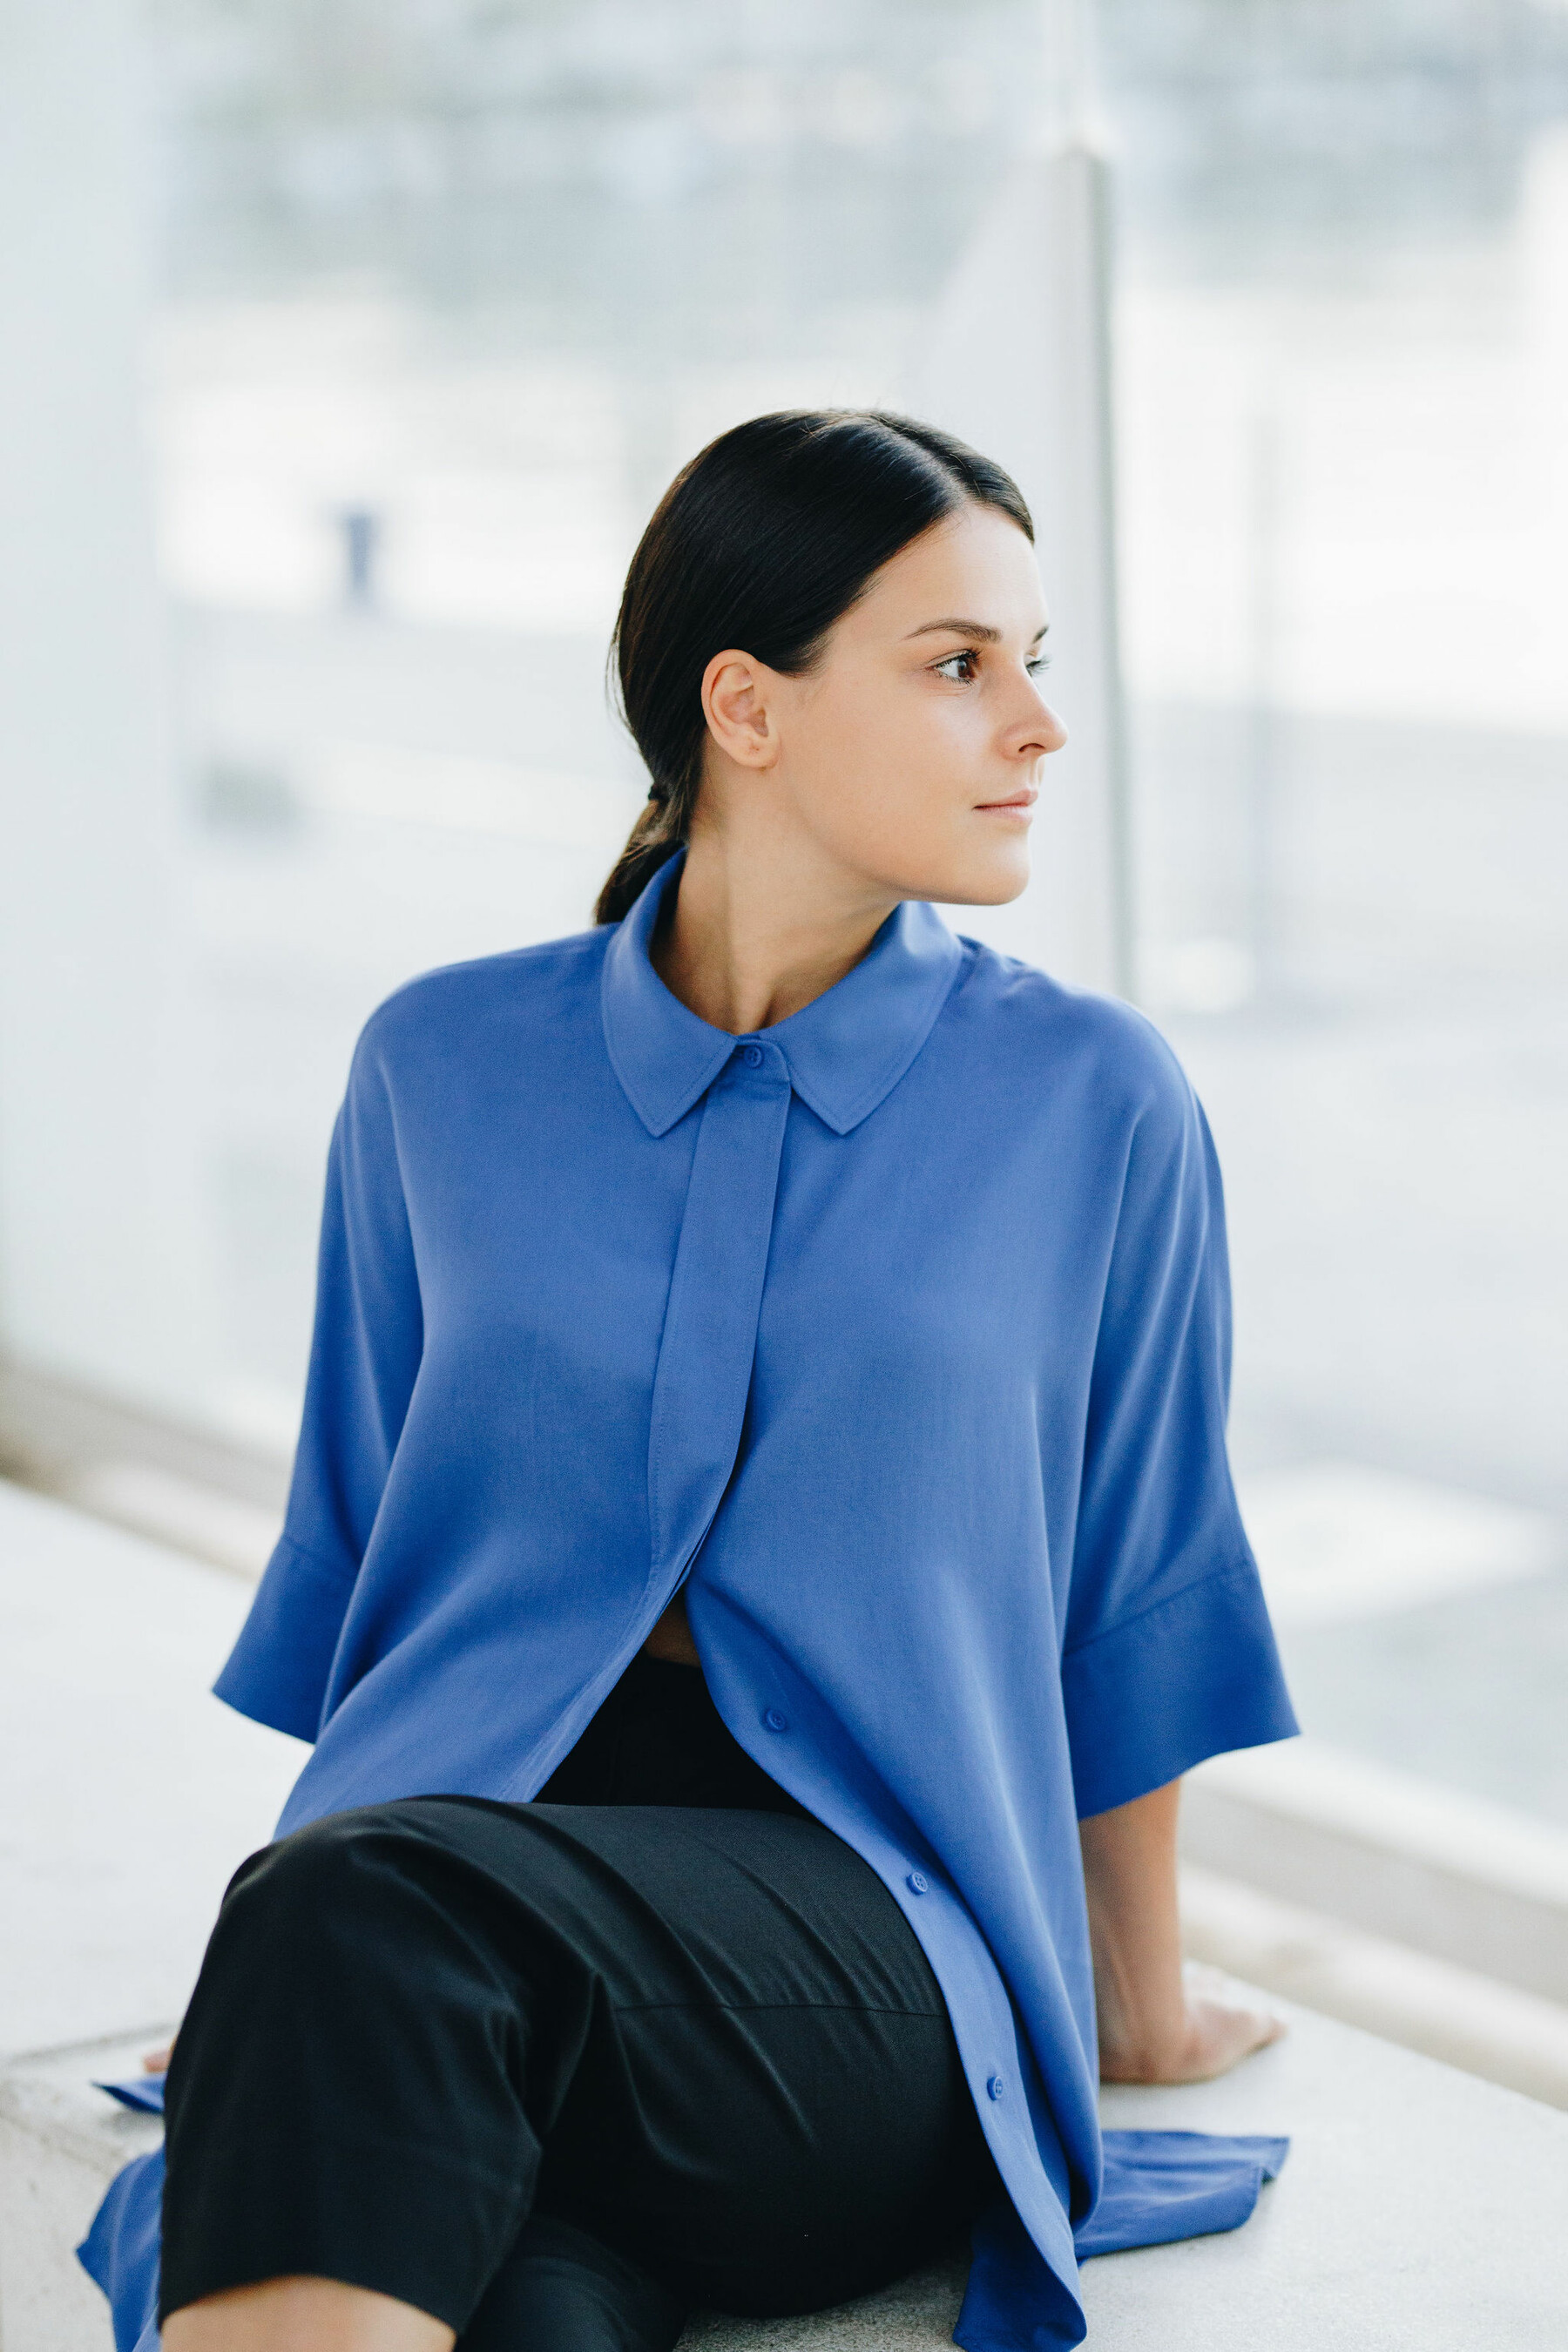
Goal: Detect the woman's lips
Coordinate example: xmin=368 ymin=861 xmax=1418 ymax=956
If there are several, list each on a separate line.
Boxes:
xmin=974 ymin=787 xmax=1038 ymax=817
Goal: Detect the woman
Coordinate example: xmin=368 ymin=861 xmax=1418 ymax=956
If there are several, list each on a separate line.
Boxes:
xmin=85 ymin=411 xmax=1294 ymax=2352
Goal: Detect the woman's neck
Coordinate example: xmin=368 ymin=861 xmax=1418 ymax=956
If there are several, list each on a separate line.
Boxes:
xmin=652 ymin=828 xmax=899 ymax=1037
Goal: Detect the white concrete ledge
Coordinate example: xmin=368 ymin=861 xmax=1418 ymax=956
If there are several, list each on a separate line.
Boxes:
xmin=5 ymin=1997 xmax=1567 ymax=2352
xmin=1181 ymin=1865 xmax=1568 ymax=2108
xmin=0 ymin=2034 xmax=165 ymax=2352
xmin=1085 ymin=1996 xmax=1568 ymax=2352
xmin=1184 ymin=1737 xmax=1568 ymax=2004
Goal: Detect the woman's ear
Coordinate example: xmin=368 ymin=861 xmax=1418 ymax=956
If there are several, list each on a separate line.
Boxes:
xmin=701 ymin=650 xmax=779 ymax=771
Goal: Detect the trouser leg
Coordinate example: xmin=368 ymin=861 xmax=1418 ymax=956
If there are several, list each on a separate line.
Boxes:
xmin=162 ymin=1797 xmax=990 ymax=2334
xmin=458 ymin=2213 xmax=686 ymax=2352
xmin=160 ymin=1801 xmax=593 ymax=2329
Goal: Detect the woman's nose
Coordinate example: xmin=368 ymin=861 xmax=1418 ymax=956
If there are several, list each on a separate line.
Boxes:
xmin=1016 ymin=694 xmax=1068 ymax=758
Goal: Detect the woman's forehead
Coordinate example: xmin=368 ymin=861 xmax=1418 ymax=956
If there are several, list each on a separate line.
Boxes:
xmin=851 ymin=506 xmax=1047 ymax=640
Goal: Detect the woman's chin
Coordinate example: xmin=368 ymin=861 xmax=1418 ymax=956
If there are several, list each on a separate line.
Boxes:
xmin=927 ymin=848 xmax=1032 ymax=909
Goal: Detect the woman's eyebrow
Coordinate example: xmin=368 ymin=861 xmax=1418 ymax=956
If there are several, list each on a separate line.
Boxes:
xmin=904 ymin=617 xmax=1001 ymax=642
xmin=902 ymin=618 xmax=1051 ymax=644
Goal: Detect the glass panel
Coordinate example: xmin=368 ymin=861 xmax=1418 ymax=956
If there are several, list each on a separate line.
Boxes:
xmin=1101 ymin=0 xmax=1568 ymax=1823
xmin=139 ymin=0 xmax=1053 ymax=1446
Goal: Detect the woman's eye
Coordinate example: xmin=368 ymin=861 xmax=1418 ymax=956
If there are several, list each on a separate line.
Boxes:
xmin=1026 ymin=653 xmax=1053 ymax=677
xmin=933 ymin=651 xmax=979 ymax=681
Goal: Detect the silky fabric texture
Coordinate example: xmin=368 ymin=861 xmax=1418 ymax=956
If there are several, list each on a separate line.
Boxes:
xmin=159 ymin=1793 xmax=992 ymax=2338
xmin=112 ymin=854 xmax=1296 ymax=2351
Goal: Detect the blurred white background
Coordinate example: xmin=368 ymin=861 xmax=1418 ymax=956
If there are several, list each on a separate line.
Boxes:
xmin=1 ymin=0 xmax=1565 ymax=1835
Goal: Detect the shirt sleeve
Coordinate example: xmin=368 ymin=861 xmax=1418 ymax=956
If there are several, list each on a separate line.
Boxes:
xmin=214 ymin=1025 xmax=423 ymax=1741
xmin=1060 ymin=1047 xmax=1296 ymax=1819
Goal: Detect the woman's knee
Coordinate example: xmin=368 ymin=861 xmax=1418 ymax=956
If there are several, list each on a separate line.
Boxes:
xmin=199 ymin=1805 xmax=456 ymax=2003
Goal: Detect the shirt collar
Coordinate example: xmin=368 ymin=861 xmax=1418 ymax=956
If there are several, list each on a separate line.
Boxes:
xmin=600 ymin=849 xmax=965 ymax=1139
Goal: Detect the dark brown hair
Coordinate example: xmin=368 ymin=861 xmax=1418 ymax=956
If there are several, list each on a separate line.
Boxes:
xmin=594 ymin=409 xmax=1033 ymax=923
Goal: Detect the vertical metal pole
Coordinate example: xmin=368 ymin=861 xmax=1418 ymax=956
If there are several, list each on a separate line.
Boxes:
xmin=1038 ymin=135 xmax=1133 ymax=1002
xmin=908 ymin=10 xmax=1132 ymax=997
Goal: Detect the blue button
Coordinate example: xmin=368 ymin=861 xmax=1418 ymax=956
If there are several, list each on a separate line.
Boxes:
xmin=907 ymin=1870 xmax=929 ymax=1896
xmin=987 ymin=2074 xmax=1005 ymax=2101
xmin=764 ymin=1707 xmax=788 ymax=1732
xmin=742 ymin=1044 xmax=764 ymax=1068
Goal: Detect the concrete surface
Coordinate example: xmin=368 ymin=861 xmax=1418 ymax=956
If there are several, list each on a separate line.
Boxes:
xmin=0 ymin=2035 xmax=163 ymax=2352
xmin=1084 ymin=2009 xmax=1568 ymax=2350
xmin=0 ymin=1479 xmax=302 ymax=2061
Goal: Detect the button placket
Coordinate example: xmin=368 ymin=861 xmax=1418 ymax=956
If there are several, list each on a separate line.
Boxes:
xmin=645 ymin=1044 xmax=791 ymax=1598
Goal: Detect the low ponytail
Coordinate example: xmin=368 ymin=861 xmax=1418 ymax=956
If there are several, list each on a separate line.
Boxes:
xmin=594 ymin=409 xmax=1032 ymax=926
xmin=594 ymin=796 xmax=684 ymax=928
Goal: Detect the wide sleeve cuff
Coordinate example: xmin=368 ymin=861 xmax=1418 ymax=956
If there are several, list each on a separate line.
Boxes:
xmin=1061 ymin=1557 xmax=1298 ymax=1821
xmin=213 ymin=1535 xmax=357 ymax=1743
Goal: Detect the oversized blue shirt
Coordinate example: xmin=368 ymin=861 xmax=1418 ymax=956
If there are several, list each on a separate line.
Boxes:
xmin=87 ymin=852 xmax=1297 ymax=2352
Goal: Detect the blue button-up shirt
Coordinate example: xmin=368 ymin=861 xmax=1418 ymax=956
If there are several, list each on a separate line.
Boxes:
xmin=85 ymin=852 xmax=1296 ymax=2352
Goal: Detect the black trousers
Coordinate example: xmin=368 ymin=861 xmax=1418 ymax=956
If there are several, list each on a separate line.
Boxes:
xmin=161 ymin=1656 xmax=993 ymax=2347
